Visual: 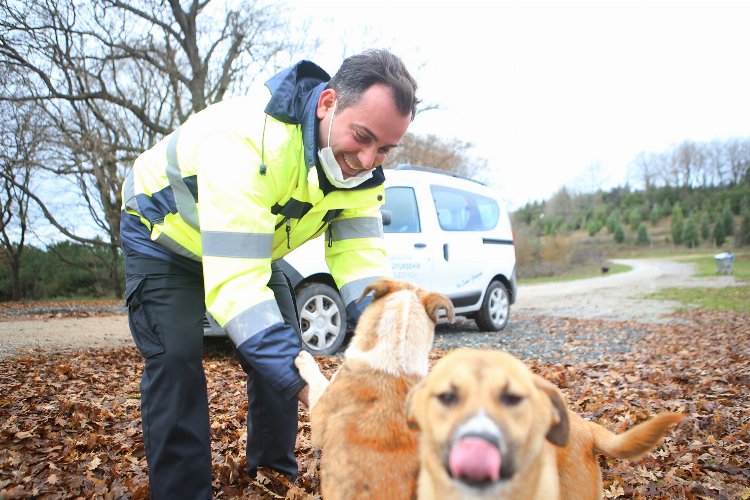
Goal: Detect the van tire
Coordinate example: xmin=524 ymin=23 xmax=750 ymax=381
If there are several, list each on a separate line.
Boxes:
xmin=475 ymin=281 xmax=510 ymax=332
xmin=296 ymin=282 xmax=347 ymax=355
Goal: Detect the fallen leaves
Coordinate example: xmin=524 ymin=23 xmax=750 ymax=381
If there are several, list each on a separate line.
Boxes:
xmin=0 ymin=309 xmax=748 ymax=498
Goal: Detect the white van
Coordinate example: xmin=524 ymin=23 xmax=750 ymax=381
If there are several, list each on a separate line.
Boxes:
xmin=253 ymin=165 xmax=518 ymax=354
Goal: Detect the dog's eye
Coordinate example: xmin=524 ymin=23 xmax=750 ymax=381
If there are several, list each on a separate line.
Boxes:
xmin=436 ymin=391 xmax=459 ymax=407
xmin=501 ymin=393 xmax=524 ymax=406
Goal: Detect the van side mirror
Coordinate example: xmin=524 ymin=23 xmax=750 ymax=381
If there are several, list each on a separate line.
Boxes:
xmin=381 ymin=209 xmax=392 ymax=226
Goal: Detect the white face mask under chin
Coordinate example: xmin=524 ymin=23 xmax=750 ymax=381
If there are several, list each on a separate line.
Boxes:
xmin=317 ymin=100 xmax=374 ymax=189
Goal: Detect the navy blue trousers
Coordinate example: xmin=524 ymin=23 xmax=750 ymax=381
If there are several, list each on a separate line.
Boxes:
xmin=125 ymin=252 xmax=300 ymax=499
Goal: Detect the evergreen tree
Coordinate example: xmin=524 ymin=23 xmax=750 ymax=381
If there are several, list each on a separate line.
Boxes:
xmin=736 ymin=215 xmax=750 ymax=247
xmin=587 ymin=219 xmax=603 ymax=237
xmin=637 ymin=224 xmax=650 ymax=246
xmin=700 ymin=212 xmax=711 ymax=241
xmin=722 ymin=203 xmax=735 ymax=236
xmin=606 ymin=211 xmax=621 ymax=235
xmin=671 ymin=202 xmax=684 ymax=245
xmin=628 ymin=208 xmax=642 ymax=230
xmin=614 ymin=224 xmax=626 ymax=244
xmin=682 ymin=218 xmax=700 ymax=248
xmin=660 ymin=200 xmax=672 ymax=218
xmin=649 ymin=204 xmax=660 ymax=226
xmin=713 ymin=218 xmax=727 ymax=247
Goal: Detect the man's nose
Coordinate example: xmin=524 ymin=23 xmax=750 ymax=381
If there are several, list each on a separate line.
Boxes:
xmin=357 ymin=146 xmax=379 ymax=170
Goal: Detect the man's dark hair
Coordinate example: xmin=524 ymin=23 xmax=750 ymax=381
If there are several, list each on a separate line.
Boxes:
xmin=329 ymin=49 xmax=419 ymax=120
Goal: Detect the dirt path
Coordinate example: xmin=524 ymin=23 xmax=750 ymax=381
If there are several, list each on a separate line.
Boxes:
xmin=0 ymin=315 xmax=131 ymax=358
xmin=0 ymin=258 xmax=739 ymax=358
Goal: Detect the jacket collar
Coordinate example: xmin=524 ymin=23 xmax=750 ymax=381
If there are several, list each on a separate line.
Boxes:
xmin=264 ymin=60 xmax=329 ymax=171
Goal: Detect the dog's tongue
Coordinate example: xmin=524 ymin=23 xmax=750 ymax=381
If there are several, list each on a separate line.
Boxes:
xmin=449 ymin=437 xmax=501 ymax=483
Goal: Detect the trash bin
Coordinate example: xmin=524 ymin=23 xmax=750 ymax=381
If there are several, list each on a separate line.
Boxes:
xmin=714 ymin=251 xmax=735 ymax=275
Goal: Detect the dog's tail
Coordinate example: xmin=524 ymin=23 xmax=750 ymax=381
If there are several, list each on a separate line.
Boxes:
xmin=590 ymin=412 xmax=684 ymax=460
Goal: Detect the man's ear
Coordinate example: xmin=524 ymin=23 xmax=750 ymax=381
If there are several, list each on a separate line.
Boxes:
xmin=316 ymin=88 xmax=337 ymax=119
xmin=533 ymin=375 xmax=570 ymax=447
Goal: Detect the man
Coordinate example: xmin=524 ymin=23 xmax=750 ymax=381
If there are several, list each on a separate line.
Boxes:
xmin=120 ymin=49 xmax=418 ymax=498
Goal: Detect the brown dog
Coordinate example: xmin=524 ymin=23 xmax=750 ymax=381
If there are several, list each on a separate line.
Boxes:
xmin=407 ymin=349 xmax=683 ymax=500
xmin=295 ymin=278 xmax=455 ymax=500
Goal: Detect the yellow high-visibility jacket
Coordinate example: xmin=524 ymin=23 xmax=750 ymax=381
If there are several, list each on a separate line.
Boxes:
xmin=120 ymin=61 xmax=391 ymax=395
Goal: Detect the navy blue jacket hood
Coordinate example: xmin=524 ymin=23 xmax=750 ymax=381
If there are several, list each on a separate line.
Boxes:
xmin=263 ymin=60 xmax=385 ymax=191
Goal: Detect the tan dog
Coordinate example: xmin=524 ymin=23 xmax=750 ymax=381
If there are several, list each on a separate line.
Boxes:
xmin=407 ymin=349 xmax=683 ymax=500
xmin=295 ymin=278 xmax=455 ymax=500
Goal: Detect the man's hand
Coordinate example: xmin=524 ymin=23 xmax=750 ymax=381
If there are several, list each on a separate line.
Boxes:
xmin=296 ymin=384 xmax=310 ymax=409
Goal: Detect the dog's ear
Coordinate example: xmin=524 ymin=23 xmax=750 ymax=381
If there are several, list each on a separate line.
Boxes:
xmin=359 ymin=278 xmax=400 ymax=302
xmin=405 ymin=379 xmax=427 ymax=431
xmin=421 ymin=292 xmax=456 ymax=324
xmin=533 ymin=375 xmax=570 ymax=447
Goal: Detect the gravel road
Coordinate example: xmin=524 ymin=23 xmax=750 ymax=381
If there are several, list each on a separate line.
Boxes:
xmin=0 ymin=258 xmax=739 ymax=360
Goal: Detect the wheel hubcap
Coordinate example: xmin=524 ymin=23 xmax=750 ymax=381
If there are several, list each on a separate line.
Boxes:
xmin=488 ymin=288 xmax=509 ymax=326
xmin=300 ymin=295 xmax=341 ymax=351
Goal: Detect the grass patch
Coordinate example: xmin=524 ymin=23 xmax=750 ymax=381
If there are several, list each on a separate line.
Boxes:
xmin=519 ymin=262 xmax=630 ymax=285
xmin=643 ymin=252 xmax=750 ymax=311
xmin=647 ymin=285 xmax=750 ymax=312
xmin=682 ymin=252 xmax=750 ymax=280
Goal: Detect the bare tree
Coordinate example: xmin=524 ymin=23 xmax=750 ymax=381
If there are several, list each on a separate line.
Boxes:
xmin=704 ymin=139 xmax=727 ymax=187
xmin=0 ymin=0 xmax=311 ymax=296
xmin=725 ymin=137 xmax=750 ymax=185
xmin=672 ymin=140 xmax=706 ymax=188
xmin=0 ymin=102 xmax=42 ymax=300
xmin=383 ymin=132 xmax=488 ymax=182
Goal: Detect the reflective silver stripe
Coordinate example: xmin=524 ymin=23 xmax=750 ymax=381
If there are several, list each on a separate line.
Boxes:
xmin=330 ymin=216 xmax=383 ymax=242
xmin=202 ymin=231 xmax=273 ymax=259
xmin=166 ymin=130 xmax=200 ymax=229
xmin=154 ymin=232 xmax=201 ymax=261
xmin=340 ymin=276 xmax=386 ymax=306
xmin=123 ymin=170 xmax=139 ymax=212
xmin=224 ymin=300 xmax=284 ymax=346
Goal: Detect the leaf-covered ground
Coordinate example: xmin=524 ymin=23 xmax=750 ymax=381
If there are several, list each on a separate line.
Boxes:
xmin=1 ymin=309 xmax=748 ymax=499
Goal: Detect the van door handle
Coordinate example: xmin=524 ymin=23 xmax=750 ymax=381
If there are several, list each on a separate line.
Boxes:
xmin=414 ymin=243 xmax=426 ymax=248
xmin=443 ymin=244 xmax=449 ymax=261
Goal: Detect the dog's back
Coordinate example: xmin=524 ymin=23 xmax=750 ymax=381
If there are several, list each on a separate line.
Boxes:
xmin=312 ymin=361 xmax=421 ymax=500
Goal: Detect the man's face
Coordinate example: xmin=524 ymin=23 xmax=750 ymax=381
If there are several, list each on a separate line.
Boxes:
xmin=316 ymin=83 xmax=411 ymax=179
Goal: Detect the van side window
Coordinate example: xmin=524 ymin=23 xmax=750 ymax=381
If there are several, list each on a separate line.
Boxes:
xmin=431 ymin=185 xmax=499 ymax=231
xmin=383 ymin=187 xmax=421 ymax=233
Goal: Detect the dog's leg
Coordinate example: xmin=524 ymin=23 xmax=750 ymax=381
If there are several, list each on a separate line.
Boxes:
xmin=294 ymin=351 xmax=329 ymax=410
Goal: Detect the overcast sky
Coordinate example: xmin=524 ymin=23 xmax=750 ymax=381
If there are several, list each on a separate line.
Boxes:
xmin=287 ymin=0 xmax=750 ymax=208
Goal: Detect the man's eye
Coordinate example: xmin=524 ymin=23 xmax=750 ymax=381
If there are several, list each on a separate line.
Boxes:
xmin=354 ymin=132 xmax=369 ymax=143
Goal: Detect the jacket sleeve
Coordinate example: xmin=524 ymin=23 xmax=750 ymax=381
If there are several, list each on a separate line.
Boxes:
xmin=325 ymin=199 xmax=393 ymax=315
xmin=195 ymin=129 xmax=303 ymax=398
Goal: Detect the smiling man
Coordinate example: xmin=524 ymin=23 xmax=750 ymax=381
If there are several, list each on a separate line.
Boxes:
xmin=119 ymin=49 xmax=418 ymax=498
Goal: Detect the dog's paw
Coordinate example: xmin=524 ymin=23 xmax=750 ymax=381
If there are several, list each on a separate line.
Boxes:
xmin=295 ymin=351 xmax=321 ymax=381
xmin=295 ymin=351 xmax=329 ymax=409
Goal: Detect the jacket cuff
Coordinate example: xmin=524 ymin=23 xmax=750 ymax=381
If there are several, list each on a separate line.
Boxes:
xmin=235 ymin=322 xmax=304 ymax=400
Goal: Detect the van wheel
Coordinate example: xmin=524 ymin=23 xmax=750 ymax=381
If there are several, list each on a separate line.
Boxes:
xmin=296 ymin=283 xmax=347 ymax=355
xmin=475 ymin=281 xmax=510 ymax=331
